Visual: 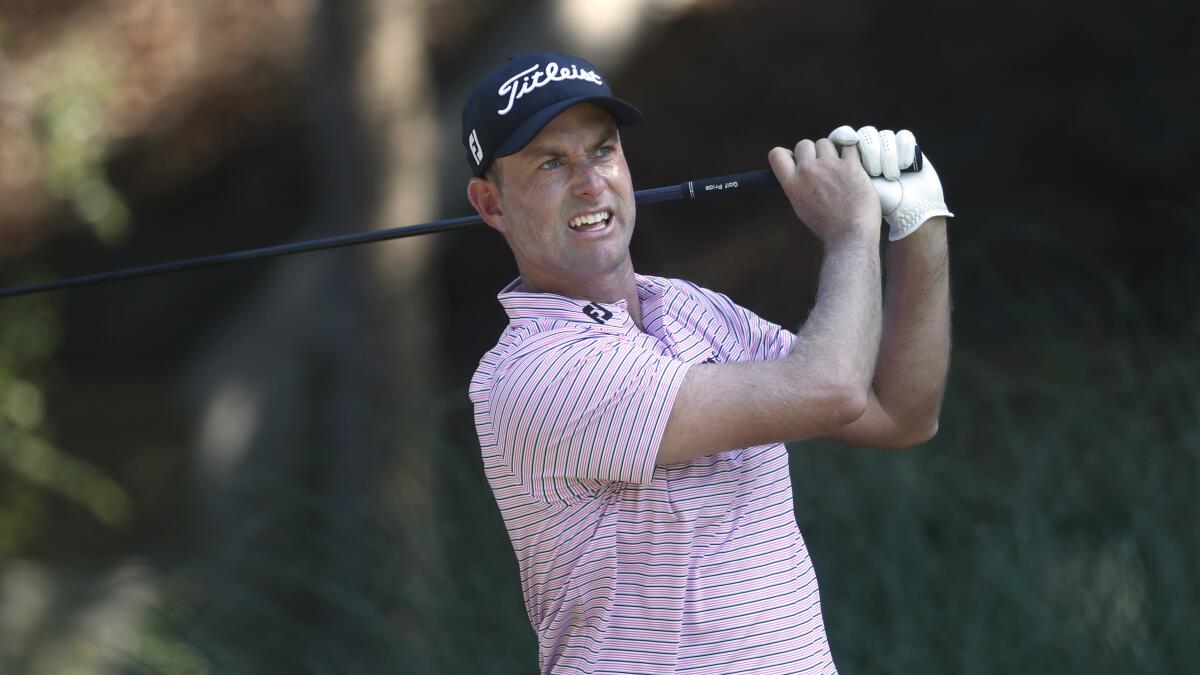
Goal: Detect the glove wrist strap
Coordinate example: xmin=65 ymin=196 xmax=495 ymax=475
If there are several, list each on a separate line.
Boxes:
xmin=887 ymin=204 xmax=954 ymax=241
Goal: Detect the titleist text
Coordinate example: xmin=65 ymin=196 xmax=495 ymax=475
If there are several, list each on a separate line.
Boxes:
xmin=497 ymin=62 xmax=604 ymax=115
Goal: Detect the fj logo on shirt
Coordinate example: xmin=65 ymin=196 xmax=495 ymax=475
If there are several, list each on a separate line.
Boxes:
xmin=582 ymin=303 xmax=613 ymax=324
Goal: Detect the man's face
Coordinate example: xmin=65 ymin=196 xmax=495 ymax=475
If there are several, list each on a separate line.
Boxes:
xmin=480 ymin=103 xmax=636 ymax=289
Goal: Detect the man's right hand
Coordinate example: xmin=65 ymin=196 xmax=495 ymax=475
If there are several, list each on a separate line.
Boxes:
xmin=768 ymin=138 xmax=881 ymax=247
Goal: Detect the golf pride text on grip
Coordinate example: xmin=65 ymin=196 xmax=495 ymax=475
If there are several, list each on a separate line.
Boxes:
xmin=684 ymin=147 xmax=922 ymax=202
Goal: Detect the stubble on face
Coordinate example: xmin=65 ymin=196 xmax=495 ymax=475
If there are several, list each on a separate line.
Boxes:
xmin=490 ymin=103 xmax=637 ymax=296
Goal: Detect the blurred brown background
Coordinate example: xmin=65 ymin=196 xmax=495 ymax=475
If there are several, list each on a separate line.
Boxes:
xmin=1 ymin=0 xmax=1196 ymax=673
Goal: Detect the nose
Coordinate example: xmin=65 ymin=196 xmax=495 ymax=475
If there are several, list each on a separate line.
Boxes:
xmin=570 ymin=160 xmax=606 ymax=201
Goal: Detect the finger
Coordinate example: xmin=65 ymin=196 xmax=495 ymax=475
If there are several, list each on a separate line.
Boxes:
xmin=896 ymin=129 xmax=917 ymax=169
xmin=839 ymin=142 xmax=863 ymax=170
xmin=879 ymin=129 xmax=900 ymax=180
xmin=792 ymin=138 xmax=816 ymax=163
xmin=828 ymin=125 xmax=858 ymax=146
xmin=815 ymin=137 xmax=837 ymax=160
xmin=768 ymin=146 xmax=797 ymax=179
xmin=856 ymin=125 xmax=882 ymax=176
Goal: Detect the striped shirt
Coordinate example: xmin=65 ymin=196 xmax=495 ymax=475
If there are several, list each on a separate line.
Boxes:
xmin=470 ymin=274 xmax=838 ymax=674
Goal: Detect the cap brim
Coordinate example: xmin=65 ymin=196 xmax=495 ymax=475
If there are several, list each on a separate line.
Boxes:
xmin=493 ymin=96 xmax=643 ymax=160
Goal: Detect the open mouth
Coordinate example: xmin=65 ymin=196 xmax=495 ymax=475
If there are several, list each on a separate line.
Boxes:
xmin=568 ymin=210 xmax=612 ymax=233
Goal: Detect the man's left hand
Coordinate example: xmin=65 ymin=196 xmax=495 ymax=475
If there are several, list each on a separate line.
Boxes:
xmin=829 ymin=125 xmax=955 ymax=241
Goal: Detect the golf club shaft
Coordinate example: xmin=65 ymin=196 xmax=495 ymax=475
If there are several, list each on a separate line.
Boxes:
xmin=0 ymin=155 xmax=920 ymax=299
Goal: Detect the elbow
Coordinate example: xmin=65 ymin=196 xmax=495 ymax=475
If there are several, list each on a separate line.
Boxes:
xmin=826 ymin=383 xmax=869 ymax=428
xmin=910 ymin=400 xmax=944 ymax=446
xmin=921 ymin=417 xmax=940 ymax=443
xmin=886 ymin=416 xmax=940 ymax=450
xmin=906 ymin=417 xmax=940 ymax=448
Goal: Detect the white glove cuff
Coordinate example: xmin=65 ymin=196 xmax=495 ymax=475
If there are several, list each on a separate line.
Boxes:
xmin=888 ymin=202 xmax=954 ymax=241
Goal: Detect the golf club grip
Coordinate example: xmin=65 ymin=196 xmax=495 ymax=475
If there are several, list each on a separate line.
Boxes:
xmin=651 ymin=145 xmax=923 ymax=204
xmin=632 ymin=170 xmax=780 ymax=205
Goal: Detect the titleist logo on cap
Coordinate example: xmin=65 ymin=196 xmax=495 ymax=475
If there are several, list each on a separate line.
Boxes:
xmin=461 ymin=51 xmax=640 ymax=176
xmin=497 ymin=62 xmax=604 ymax=115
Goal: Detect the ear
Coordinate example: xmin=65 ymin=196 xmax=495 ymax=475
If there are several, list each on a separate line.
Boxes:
xmin=467 ymin=177 xmax=507 ymax=233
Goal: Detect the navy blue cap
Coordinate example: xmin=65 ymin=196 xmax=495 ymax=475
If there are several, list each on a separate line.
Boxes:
xmin=461 ymin=52 xmax=642 ymax=177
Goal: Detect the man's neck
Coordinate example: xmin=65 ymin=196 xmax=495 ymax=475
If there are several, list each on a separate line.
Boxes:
xmin=518 ymin=264 xmax=644 ymax=330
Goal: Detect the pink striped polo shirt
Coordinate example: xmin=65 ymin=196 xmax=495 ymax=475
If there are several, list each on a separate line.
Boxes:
xmin=469 ymin=273 xmax=838 ymax=674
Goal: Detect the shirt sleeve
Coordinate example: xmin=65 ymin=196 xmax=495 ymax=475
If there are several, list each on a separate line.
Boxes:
xmin=490 ymin=332 xmax=691 ymax=503
xmin=736 ymin=300 xmax=796 ymax=361
xmin=691 ymin=283 xmax=797 ymax=362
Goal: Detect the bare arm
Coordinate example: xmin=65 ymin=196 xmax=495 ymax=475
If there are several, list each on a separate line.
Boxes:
xmin=657 ymin=138 xmax=883 ymax=465
xmin=821 ymin=217 xmax=951 ymax=448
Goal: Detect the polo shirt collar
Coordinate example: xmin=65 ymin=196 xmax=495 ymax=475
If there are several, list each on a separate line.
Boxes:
xmin=497 ymin=274 xmax=669 ymax=327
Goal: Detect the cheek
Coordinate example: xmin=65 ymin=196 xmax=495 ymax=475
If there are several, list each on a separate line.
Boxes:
xmin=512 ymin=183 xmax=563 ymax=221
xmin=607 ymin=163 xmax=634 ymax=198
xmin=507 ymin=208 xmax=561 ymax=253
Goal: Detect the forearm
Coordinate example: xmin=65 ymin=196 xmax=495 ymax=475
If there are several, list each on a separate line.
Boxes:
xmin=788 ymin=233 xmax=883 ymax=405
xmin=659 ymin=136 xmax=887 ymax=463
xmin=872 ymin=217 xmax=951 ymax=433
xmin=659 ymin=232 xmax=883 ymax=464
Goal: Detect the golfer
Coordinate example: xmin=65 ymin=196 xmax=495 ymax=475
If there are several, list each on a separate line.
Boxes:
xmin=464 ymin=52 xmax=952 ymax=674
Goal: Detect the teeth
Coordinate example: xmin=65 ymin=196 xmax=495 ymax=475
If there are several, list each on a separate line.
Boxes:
xmin=569 ymin=211 xmax=610 ymax=229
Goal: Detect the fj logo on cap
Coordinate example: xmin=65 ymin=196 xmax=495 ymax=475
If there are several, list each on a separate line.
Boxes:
xmin=468 ymin=129 xmax=483 ymax=165
xmin=497 ymin=62 xmax=604 ymax=116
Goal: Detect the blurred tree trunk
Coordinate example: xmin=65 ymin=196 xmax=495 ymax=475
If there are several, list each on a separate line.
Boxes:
xmin=311 ymin=0 xmax=446 ymax=659
xmin=345 ymin=0 xmax=447 ymax=651
xmin=356 ymin=0 xmax=441 ymax=531
xmin=183 ymin=0 xmax=443 ymax=667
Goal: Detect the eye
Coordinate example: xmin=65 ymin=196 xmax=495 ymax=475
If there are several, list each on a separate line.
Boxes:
xmin=539 ymin=158 xmax=561 ymax=170
xmin=592 ymin=146 xmax=615 ymax=159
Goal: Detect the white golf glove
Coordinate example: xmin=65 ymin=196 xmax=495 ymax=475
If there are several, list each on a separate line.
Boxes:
xmin=829 ymin=125 xmax=954 ymax=241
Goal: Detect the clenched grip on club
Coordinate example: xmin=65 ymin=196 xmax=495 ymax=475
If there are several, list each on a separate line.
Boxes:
xmin=828 ymin=125 xmax=955 ymax=240
xmin=654 ymin=125 xmax=952 ymax=240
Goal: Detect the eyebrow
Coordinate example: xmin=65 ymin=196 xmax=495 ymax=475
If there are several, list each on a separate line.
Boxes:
xmin=524 ymin=129 xmax=618 ymax=160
